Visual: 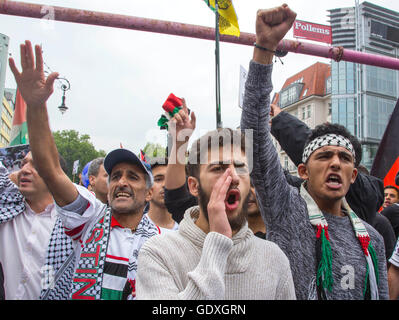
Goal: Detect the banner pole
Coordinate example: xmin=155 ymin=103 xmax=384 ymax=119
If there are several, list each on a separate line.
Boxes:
xmin=215 ymin=1 xmax=222 ymax=129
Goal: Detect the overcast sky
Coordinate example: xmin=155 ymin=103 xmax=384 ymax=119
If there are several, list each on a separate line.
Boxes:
xmin=1 ymin=0 xmax=399 ymax=155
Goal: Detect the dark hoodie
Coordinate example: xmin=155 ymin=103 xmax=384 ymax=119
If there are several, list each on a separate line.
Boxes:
xmin=271 ymin=111 xmax=396 ymax=260
xmin=0 ymin=263 xmax=4 ymax=300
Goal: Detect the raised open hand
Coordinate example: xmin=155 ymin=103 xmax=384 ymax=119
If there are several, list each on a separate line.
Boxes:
xmin=9 ymin=40 xmax=59 ymax=107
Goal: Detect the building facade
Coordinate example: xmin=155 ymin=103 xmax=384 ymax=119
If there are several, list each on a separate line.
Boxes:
xmin=328 ymin=1 xmax=399 ymax=169
xmin=0 ymin=33 xmax=9 ymax=107
xmin=0 ymin=33 xmax=12 ymax=148
xmin=1 ymin=95 xmax=13 ymax=147
xmin=272 ymin=62 xmax=332 ymax=175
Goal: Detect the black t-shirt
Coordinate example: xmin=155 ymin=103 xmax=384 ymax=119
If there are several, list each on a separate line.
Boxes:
xmin=381 ymin=203 xmax=399 ymax=240
xmin=0 ymin=262 xmax=5 ymax=300
xmin=164 ymin=182 xmax=198 ymax=223
xmin=373 ymin=213 xmax=397 ymax=261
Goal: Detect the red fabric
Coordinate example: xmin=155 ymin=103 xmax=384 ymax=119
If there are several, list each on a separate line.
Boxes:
xmin=316 ymin=225 xmax=329 ymax=240
xmin=162 ymin=93 xmax=182 ymax=113
xmin=12 ymin=88 xmax=27 ymax=125
xmin=358 ymin=235 xmax=370 ymax=256
xmin=111 ymin=216 xmax=123 ymax=229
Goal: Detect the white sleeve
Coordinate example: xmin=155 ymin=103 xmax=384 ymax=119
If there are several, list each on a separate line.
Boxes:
xmin=55 ymin=184 xmax=106 ymax=242
xmin=389 ymin=237 xmax=399 ymax=267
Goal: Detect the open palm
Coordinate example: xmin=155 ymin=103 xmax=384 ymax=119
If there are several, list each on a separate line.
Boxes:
xmin=9 ymin=40 xmax=59 ymax=107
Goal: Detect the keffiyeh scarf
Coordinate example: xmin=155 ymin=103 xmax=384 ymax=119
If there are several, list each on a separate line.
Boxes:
xmin=0 ymin=168 xmax=25 ymax=224
xmin=42 ymin=206 xmax=157 ymax=300
xmin=301 ymin=183 xmax=379 ymax=300
xmin=302 ymin=133 xmax=356 ymax=164
xmin=0 ymin=166 xmax=75 ymax=300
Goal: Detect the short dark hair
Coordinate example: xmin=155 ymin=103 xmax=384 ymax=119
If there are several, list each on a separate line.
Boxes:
xmin=384 ymin=185 xmax=399 ymax=195
xmin=304 ymin=123 xmax=362 ymax=167
xmin=356 ymin=164 xmax=369 ymax=175
xmin=186 ymin=128 xmax=248 ymax=179
xmin=149 ymin=157 xmax=168 ymax=170
xmin=88 ymin=157 xmax=105 ymax=177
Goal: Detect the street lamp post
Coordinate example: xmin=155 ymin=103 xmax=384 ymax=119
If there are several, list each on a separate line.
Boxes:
xmin=57 ymin=77 xmax=71 ymax=114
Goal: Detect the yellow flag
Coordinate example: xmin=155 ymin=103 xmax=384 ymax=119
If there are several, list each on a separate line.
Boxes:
xmin=204 ymin=0 xmax=240 ymax=37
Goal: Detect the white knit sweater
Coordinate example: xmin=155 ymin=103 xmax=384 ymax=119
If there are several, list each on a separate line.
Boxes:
xmin=136 ymin=206 xmax=296 ymax=300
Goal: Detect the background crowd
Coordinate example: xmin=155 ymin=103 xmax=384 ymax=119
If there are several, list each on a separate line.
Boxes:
xmin=1 ymin=3 xmax=399 ymax=301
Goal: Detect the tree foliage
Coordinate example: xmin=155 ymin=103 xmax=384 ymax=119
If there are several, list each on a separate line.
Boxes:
xmin=142 ymin=142 xmax=166 ymax=158
xmin=53 ymin=130 xmax=106 ymax=179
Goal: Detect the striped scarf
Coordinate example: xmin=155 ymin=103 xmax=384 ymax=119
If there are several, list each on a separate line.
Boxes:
xmin=301 ymin=183 xmax=379 ymax=300
xmin=70 ymin=208 xmax=159 ymax=300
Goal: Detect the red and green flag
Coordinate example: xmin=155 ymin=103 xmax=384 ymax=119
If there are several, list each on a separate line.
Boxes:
xmin=9 ymin=88 xmax=29 ymax=146
xmin=370 ymin=97 xmax=399 ymax=189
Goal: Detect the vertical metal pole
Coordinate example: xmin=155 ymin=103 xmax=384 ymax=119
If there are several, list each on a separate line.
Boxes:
xmin=167 ymin=132 xmax=172 ymax=158
xmin=354 ymin=0 xmax=362 ymax=141
xmin=215 ymin=1 xmax=222 ymax=129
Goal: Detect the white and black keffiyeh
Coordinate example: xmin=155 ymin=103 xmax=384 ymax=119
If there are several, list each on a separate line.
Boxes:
xmin=40 ymin=217 xmax=75 ymax=300
xmin=0 ymin=163 xmax=75 ymax=300
xmin=302 ymin=134 xmax=355 ymax=164
xmin=0 ymin=166 xmax=25 ymax=224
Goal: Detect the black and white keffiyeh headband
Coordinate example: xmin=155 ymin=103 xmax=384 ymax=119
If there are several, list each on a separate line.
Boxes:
xmin=302 ymin=134 xmax=355 ymax=164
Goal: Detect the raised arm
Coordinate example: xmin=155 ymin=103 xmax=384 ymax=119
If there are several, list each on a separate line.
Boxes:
xmin=240 ymin=5 xmax=297 ymax=225
xmin=164 ymin=99 xmax=197 ymax=221
xmin=165 ymin=98 xmax=195 ymax=190
xmin=9 ymin=41 xmax=78 ymax=206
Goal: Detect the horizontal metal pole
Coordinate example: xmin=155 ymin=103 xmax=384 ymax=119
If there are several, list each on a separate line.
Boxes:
xmin=1 ymin=0 xmax=399 ymax=70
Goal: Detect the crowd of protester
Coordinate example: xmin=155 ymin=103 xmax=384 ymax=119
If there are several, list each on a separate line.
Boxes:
xmin=1 ymin=4 xmax=399 ymax=300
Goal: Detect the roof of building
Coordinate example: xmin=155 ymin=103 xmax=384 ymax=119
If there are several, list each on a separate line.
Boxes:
xmin=272 ymin=62 xmax=331 ymax=106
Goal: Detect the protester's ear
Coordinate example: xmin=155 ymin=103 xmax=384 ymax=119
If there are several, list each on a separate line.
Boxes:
xmin=187 ymin=176 xmax=199 ymax=197
xmin=89 ymin=175 xmax=95 ymax=187
xmin=145 ymin=187 xmax=153 ymax=202
xmin=351 ymin=167 xmax=358 ymax=184
xmin=297 ymin=163 xmax=309 ymax=181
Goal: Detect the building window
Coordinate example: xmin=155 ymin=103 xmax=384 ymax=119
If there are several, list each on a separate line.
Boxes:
xmin=280 ymin=90 xmax=288 ymax=106
xmin=307 ymin=105 xmax=311 ymax=118
xmin=288 ymin=86 xmax=296 ymax=102
xmin=326 ymin=76 xmax=331 ymax=94
xmin=366 ymin=65 xmax=397 ymax=97
xmin=365 ymin=95 xmax=395 ymax=140
xmin=284 ymin=156 xmax=289 ymax=170
xmin=302 ymin=107 xmax=306 ymax=120
xmin=279 ymin=83 xmax=304 ymax=108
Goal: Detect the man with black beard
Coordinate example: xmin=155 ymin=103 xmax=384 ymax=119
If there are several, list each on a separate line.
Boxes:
xmin=136 ymin=127 xmax=295 ymax=300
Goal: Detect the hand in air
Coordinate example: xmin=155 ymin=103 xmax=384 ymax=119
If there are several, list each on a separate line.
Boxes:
xmin=9 ymin=40 xmax=59 ymax=108
xmin=255 ymin=4 xmax=297 ymax=50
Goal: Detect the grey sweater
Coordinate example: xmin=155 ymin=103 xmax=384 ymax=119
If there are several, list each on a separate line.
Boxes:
xmin=136 ymin=207 xmax=296 ymax=300
xmin=240 ymin=60 xmax=388 ymax=300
